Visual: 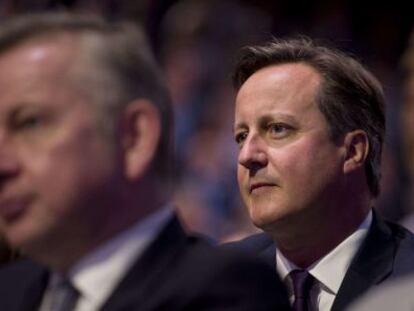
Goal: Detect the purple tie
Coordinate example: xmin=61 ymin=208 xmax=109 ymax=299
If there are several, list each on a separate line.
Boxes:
xmin=289 ymin=269 xmax=314 ymax=311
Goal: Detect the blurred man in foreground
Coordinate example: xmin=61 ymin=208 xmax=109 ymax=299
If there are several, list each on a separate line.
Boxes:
xmin=229 ymin=37 xmax=414 ymax=310
xmin=0 ymin=13 xmax=290 ymax=311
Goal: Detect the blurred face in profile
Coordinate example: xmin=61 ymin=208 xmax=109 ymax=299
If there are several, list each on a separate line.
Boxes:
xmin=0 ymin=36 xmax=124 ymax=259
xmin=234 ymin=63 xmax=346 ymax=232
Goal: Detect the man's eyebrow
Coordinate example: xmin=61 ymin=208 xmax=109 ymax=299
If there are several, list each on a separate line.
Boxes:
xmin=260 ymin=113 xmax=297 ymax=123
xmin=234 ymin=113 xmax=297 ymax=132
xmin=233 ymin=121 xmax=247 ymax=133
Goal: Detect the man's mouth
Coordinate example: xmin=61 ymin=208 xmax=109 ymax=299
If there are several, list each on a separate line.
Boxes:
xmin=0 ymin=197 xmax=30 ymax=223
xmin=249 ymin=182 xmax=276 ymax=193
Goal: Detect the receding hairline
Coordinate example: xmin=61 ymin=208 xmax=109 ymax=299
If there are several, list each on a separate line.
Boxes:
xmin=0 ymin=25 xmax=111 ymax=82
xmin=0 ymin=13 xmax=113 ymax=50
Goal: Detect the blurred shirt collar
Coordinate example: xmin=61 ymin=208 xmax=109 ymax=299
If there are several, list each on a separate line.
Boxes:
xmin=41 ymin=205 xmax=173 ymax=311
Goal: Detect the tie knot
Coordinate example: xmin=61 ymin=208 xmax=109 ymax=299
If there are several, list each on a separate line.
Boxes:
xmin=290 ymin=269 xmax=314 ymax=297
xmin=289 ymin=270 xmax=314 ymax=311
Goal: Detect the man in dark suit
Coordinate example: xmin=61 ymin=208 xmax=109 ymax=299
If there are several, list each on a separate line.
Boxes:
xmin=229 ymin=37 xmax=414 ymax=311
xmin=0 ymin=13 xmax=290 ymax=311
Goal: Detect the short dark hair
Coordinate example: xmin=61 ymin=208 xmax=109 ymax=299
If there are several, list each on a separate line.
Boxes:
xmin=0 ymin=13 xmax=174 ymax=180
xmin=233 ymin=37 xmax=385 ymax=197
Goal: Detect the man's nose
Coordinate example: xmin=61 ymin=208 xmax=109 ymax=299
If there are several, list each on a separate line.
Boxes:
xmin=238 ymin=135 xmax=268 ymax=171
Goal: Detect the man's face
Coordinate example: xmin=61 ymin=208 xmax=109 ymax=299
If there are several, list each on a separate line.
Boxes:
xmin=234 ymin=63 xmax=346 ymax=231
xmin=0 ymin=37 xmax=123 ymax=257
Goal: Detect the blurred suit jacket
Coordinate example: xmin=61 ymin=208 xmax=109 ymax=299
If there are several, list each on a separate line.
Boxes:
xmin=226 ymin=211 xmax=414 ymax=311
xmin=0 ymin=216 xmax=291 ymax=311
xmin=0 ymin=234 xmax=19 ymax=265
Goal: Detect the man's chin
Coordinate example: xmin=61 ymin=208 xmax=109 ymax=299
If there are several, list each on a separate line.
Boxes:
xmin=251 ymin=213 xmax=281 ymax=231
xmin=5 ymin=227 xmax=50 ymax=259
xmin=249 ymin=209 xmax=294 ymax=233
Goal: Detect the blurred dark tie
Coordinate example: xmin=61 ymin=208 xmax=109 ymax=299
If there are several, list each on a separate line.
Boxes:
xmin=289 ymin=269 xmax=314 ymax=311
xmin=48 ymin=278 xmax=79 ymax=311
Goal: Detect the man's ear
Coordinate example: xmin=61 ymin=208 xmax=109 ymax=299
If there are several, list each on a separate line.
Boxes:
xmin=121 ymin=99 xmax=161 ymax=181
xmin=343 ymin=130 xmax=369 ymax=174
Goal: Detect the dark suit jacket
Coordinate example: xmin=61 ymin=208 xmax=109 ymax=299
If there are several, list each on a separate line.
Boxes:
xmin=0 ymin=234 xmax=19 ymax=265
xmin=0 ymin=216 xmax=291 ymax=311
xmin=226 ymin=211 xmax=414 ymax=311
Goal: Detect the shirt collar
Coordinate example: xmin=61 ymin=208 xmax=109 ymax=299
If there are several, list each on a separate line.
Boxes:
xmin=277 ymin=210 xmax=373 ymax=294
xmin=65 ymin=205 xmax=173 ymax=309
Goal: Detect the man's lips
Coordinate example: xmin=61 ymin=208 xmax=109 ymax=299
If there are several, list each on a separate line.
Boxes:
xmin=0 ymin=197 xmax=31 ymax=223
xmin=249 ymin=182 xmax=276 ymax=193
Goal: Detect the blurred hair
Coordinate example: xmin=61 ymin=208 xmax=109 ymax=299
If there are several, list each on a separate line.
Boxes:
xmin=0 ymin=12 xmax=174 ymax=180
xmin=233 ymin=37 xmax=385 ymax=197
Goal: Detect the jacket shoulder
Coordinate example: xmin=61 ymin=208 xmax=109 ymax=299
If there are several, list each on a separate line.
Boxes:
xmin=222 ymin=232 xmax=274 ymax=253
xmin=168 ymin=234 xmax=290 ymax=310
xmin=385 ymin=221 xmax=414 ymax=276
xmin=0 ymin=258 xmax=46 ymax=284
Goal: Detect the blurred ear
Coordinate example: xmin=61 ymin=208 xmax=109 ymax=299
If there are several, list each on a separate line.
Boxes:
xmin=343 ymin=130 xmax=369 ymax=174
xmin=121 ymin=99 xmax=161 ymax=181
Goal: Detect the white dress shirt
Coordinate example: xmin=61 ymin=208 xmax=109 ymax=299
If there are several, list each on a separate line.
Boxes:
xmin=39 ymin=205 xmax=173 ymax=311
xmin=276 ymin=211 xmax=373 ymax=311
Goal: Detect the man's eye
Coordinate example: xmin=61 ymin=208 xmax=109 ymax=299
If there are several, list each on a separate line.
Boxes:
xmin=235 ymin=132 xmax=248 ymax=145
xmin=267 ymin=123 xmax=292 ymax=137
xmin=15 ymin=115 xmax=42 ymax=130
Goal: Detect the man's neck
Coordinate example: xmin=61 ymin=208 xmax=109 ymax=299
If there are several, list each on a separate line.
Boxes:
xmin=270 ymin=204 xmax=371 ymax=268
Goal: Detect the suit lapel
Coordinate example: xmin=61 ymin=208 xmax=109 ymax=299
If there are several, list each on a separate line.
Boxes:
xmin=5 ymin=260 xmax=49 ymax=311
xmin=101 ymin=215 xmax=188 ymax=311
xmin=20 ymin=269 xmax=49 ymax=311
xmin=260 ymin=240 xmax=276 ymax=268
xmin=331 ymin=213 xmax=396 ymax=311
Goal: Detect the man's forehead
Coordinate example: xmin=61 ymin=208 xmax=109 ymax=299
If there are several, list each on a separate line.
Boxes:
xmin=0 ymin=34 xmax=80 ymax=69
xmin=0 ymin=35 xmax=96 ymax=112
xmin=238 ymin=63 xmax=320 ymax=91
xmin=236 ymin=64 xmax=320 ymax=105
